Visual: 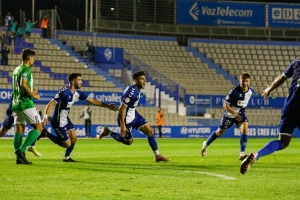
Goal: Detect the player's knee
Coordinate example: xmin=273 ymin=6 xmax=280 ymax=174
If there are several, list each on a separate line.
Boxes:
xmin=216 ymin=130 xmax=225 ymax=136
xmin=63 ymin=143 xmax=71 ymax=148
xmin=124 ymin=138 xmax=133 ymax=145
xmin=70 ymin=138 xmax=77 ymax=144
xmin=145 ymin=128 xmax=154 ymax=137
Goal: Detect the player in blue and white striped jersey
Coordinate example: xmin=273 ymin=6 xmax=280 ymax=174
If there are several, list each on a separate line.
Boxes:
xmin=38 ymin=73 xmax=118 ymax=162
xmin=201 ymin=72 xmax=254 ymax=160
xmin=98 ymin=71 xmax=169 ymax=162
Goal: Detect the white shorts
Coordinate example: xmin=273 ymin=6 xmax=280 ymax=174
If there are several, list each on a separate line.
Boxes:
xmin=14 ymin=107 xmax=41 ymax=125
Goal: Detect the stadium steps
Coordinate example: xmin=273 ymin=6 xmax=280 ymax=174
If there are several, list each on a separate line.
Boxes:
xmin=48 ymin=39 xmax=86 ymax=63
xmin=87 ymin=65 xmax=127 ymax=90
xmin=48 ymin=39 xmax=127 ymax=89
xmin=185 ymin=46 xmax=239 ymax=86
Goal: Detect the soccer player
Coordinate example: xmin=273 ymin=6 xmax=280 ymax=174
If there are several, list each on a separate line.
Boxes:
xmin=38 ymin=73 xmax=118 ymax=162
xmin=240 ymin=59 xmax=300 ymax=174
xmin=0 ymin=101 xmax=42 ymax=161
xmin=97 ymin=70 xmax=170 ymax=162
xmin=201 ymin=72 xmax=254 ymax=160
xmin=0 ymin=102 xmax=14 ymax=138
xmin=12 ymin=48 xmax=47 ymax=164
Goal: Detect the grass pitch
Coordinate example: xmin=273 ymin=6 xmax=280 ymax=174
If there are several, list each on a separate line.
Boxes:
xmin=0 ymin=138 xmax=299 ymax=200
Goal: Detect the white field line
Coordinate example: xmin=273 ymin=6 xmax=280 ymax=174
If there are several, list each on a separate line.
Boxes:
xmin=184 ymin=170 xmax=236 ymax=180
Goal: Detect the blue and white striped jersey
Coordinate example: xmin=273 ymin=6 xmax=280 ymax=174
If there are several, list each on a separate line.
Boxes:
xmin=121 ymin=85 xmax=140 ymax=124
xmin=223 ymin=85 xmax=254 ymax=118
xmin=51 ymin=86 xmax=89 ymax=127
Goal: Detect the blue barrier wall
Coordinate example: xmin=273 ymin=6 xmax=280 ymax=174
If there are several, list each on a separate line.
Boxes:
xmin=185 ymin=94 xmax=286 ymax=108
xmin=2 ymin=125 xmax=300 ymax=138
xmin=0 ymin=89 xmax=146 ymax=106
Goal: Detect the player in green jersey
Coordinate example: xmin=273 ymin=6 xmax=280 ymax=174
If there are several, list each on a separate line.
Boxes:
xmin=12 ymin=48 xmax=47 ymax=164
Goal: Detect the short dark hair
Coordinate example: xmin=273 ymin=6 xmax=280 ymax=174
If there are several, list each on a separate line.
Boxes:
xmin=132 ymin=70 xmax=145 ymax=80
xmin=68 ymin=73 xmax=81 ymax=82
xmin=21 ymin=48 xmax=36 ymax=61
xmin=240 ymin=72 xmax=250 ymax=79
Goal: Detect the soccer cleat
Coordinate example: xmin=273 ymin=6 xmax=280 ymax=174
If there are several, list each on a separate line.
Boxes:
xmin=201 ymin=141 xmax=208 ymax=157
xmin=240 ymin=152 xmax=257 ymax=174
xmin=37 ymin=130 xmax=47 ymax=140
xmin=63 ymin=157 xmax=77 ymax=162
xmin=16 ymin=159 xmax=32 ymax=165
xmin=27 ymin=146 xmax=42 ymax=157
xmin=98 ymin=126 xmax=111 ymax=139
xmin=239 ymin=154 xmax=248 ymax=161
xmin=15 ymin=149 xmax=32 ymax=164
xmin=155 ymin=154 xmax=170 ymax=162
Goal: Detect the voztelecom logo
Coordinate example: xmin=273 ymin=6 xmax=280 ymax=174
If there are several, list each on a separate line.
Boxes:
xmin=189 ymin=3 xmax=200 ymax=20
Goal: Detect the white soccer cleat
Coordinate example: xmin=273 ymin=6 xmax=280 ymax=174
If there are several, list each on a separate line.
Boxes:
xmin=27 ymin=146 xmax=42 ymax=157
xmin=201 ymin=141 xmax=208 ymax=157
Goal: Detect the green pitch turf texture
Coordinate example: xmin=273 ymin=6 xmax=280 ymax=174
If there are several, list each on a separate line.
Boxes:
xmin=0 ymin=138 xmax=299 ymax=200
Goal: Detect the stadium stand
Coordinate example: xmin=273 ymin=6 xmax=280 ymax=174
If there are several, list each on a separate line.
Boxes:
xmin=0 ymin=30 xmax=290 ymax=127
xmin=58 ymin=34 xmax=234 ymax=95
xmin=0 ymin=32 xmax=194 ymax=126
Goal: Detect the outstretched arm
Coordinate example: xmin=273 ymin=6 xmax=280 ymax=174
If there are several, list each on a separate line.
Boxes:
xmin=262 ymin=74 xmax=287 ymax=99
xmin=86 ymin=97 xmax=118 ymax=111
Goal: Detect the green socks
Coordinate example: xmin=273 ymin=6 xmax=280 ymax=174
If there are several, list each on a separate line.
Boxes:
xmin=13 ymin=132 xmax=23 ymax=150
xmin=14 ymin=132 xmax=23 ymax=161
xmin=20 ymin=129 xmax=40 ymax=152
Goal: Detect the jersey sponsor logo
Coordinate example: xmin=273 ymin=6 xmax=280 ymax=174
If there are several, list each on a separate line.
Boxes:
xmin=237 ymin=100 xmax=248 ymax=107
xmin=22 ymin=73 xmax=27 ymax=77
xmin=129 ymin=88 xmax=135 ymax=97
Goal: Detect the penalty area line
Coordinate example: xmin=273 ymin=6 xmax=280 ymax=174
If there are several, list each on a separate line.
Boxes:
xmin=184 ymin=170 xmax=236 ymax=180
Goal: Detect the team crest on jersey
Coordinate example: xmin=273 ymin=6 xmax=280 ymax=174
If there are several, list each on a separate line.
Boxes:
xmin=125 ymin=97 xmax=130 ymax=103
